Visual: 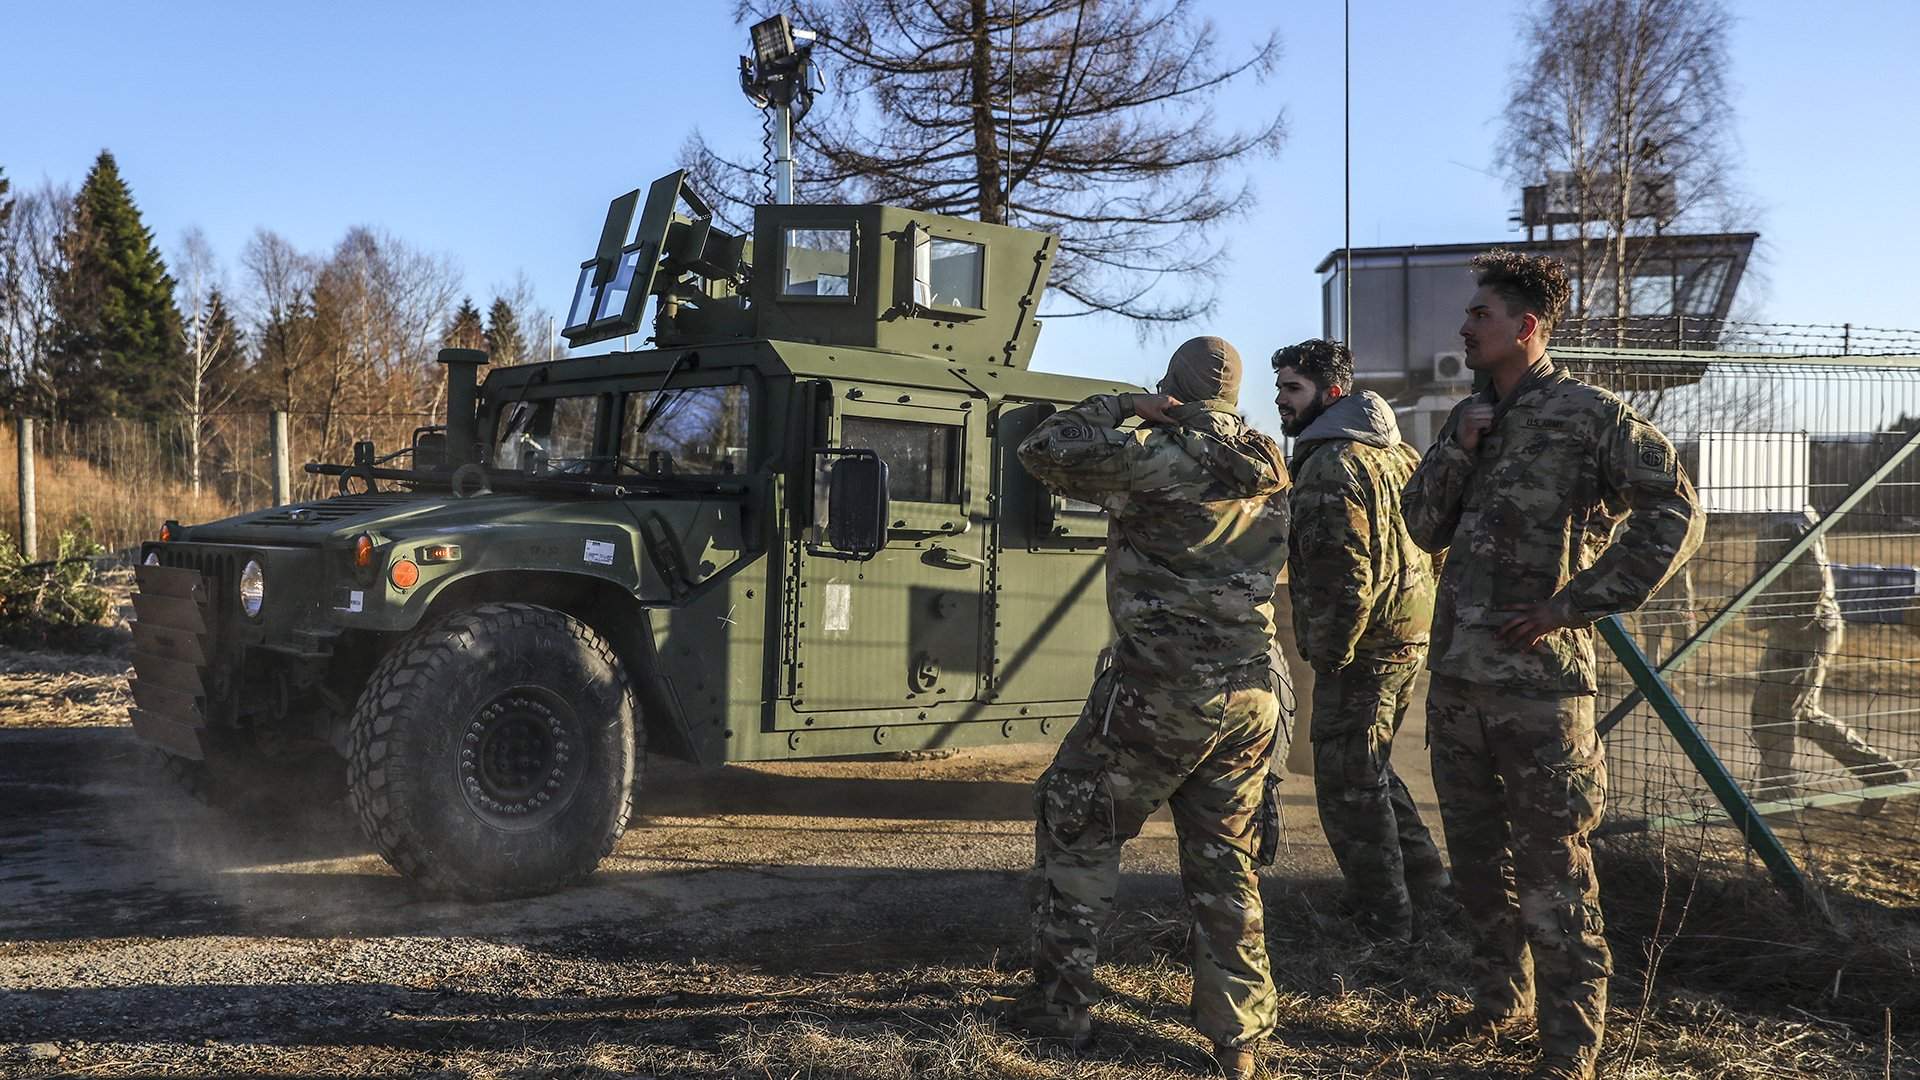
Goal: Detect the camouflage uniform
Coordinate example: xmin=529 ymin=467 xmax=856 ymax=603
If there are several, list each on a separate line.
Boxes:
xmin=1404 ymin=357 xmax=1703 ymax=1069
xmin=1286 ymin=389 xmax=1448 ymax=941
xmin=1017 ymin=338 xmax=1290 ymax=1049
xmin=1750 ymin=510 xmax=1906 ymax=794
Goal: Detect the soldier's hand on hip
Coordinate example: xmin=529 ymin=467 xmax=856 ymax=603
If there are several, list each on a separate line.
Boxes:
xmin=1497 ymin=600 xmax=1574 ymax=648
xmin=1133 ymin=393 xmax=1183 ymax=425
xmin=1457 ymin=404 xmax=1496 ymax=452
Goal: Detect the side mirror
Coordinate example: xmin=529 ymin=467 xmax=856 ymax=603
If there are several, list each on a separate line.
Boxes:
xmin=813 ymin=447 xmax=889 ymax=560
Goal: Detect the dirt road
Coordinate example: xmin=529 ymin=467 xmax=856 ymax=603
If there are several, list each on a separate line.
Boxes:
xmin=3 ymin=640 xmax=1910 ymax=1078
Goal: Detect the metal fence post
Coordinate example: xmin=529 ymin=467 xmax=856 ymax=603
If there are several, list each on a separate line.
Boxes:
xmin=1598 ymin=616 xmax=1827 ymax=918
xmin=15 ymin=416 xmax=35 ymax=560
xmin=270 ymin=410 xmax=291 ymax=506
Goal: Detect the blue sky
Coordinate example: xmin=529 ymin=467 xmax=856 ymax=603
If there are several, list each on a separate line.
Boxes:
xmin=5 ymin=1 xmax=1917 ymax=434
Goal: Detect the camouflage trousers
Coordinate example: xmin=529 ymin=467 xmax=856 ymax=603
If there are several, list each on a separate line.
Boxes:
xmin=1310 ymin=655 xmax=1449 ymax=941
xmin=1752 ymin=623 xmax=1903 ymax=790
xmin=1030 ymin=671 xmax=1280 ymax=1047
xmin=1427 ymin=676 xmax=1611 ymax=1064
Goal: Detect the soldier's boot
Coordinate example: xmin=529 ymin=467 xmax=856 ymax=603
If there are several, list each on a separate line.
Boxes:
xmin=1528 ymin=1052 xmax=1597 ymax=1080
xmin=1431 ymin=1004 xmax=1533 ymax=1045
xmin=1211 ymin=1041 xmax=1258 ymax=1079
xmin=989 ymin=994 xmax=1092 ymax=1051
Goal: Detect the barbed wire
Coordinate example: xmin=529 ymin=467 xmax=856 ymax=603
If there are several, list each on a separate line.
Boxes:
xmin=1558 ymin=316 xmax=1920 ymax=356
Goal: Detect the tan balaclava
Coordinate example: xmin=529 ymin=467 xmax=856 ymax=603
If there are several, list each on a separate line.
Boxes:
xmin=1158 ymin=335 xmax=1242 ymax=410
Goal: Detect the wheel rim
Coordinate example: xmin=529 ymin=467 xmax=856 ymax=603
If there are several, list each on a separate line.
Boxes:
xmin=458 ymin=687 xmax=587 ymax=831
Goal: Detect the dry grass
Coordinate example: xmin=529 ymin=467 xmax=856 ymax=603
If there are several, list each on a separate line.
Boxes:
xmin=0 ymin=422 xmax=244 ymax=555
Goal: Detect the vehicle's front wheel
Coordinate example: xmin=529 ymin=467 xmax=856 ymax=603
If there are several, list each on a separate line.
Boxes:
xmin=348 ymin=602 xmax=638 ymax=899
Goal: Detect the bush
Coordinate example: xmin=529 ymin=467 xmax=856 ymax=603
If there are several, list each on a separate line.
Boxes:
xmin=0 ymin=532 xmax=113 ymax=646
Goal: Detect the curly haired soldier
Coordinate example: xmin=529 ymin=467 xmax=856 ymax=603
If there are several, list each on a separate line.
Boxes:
xmin=1403 ymin=251 xmax=1704 ymax=1080
xmin=1272 ymin=338 xmax=1450 ymax=943
xmin=1010 ymin=336 xmax=1290 ymax=1079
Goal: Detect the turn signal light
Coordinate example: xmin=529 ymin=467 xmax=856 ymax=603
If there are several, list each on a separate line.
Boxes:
xmin=353 ymin=534 xmax=375 ymax=569
xmin=389 ymin=559 xmax=420 ymax=589
xmin=419 ymin=543 xmax=461 ymax=563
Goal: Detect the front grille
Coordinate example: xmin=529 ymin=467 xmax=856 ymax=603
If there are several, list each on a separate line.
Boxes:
xmin=253 ymin=492 xmax=423 ymax=525
xmin=155 ymin=546 xmax=238 ymax=626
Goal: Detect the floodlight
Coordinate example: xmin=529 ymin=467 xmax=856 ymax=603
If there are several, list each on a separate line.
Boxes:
xmin=750 ymin=15 xmax=795 ymax=66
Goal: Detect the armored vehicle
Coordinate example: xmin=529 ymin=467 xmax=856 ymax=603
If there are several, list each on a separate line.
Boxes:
xmin=130 ymin=172 xmax=1131 ymax=898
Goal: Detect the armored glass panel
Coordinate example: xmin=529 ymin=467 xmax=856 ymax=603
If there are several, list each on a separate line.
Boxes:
xmin=841 ymin=416 xmax=958 ymax=503
xmin=928 ymin=237 xmax=984 ymax=308
xmin=491 ymin=395 xmax=602 ymax=473
xmin=782 ymin=227 xmax=853 ymax=297
xmin=619 ymin=384 xmax=752 ymax=476
xmin=568 ymin=266 xmax=598 ymax=328
xmin=594 ymin=246 xmax=643 ymax=321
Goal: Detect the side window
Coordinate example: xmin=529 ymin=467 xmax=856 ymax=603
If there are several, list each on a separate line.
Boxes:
xmin=842 ymin=416 xmax=959 ymax=504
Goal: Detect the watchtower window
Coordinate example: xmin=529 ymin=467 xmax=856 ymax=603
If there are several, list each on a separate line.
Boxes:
xmin=782 ymin=227 xmax=854 ymax=298
xmin=927 ymin=237 xmax=984 ymax=309
xmin=842 ymin=416 xmax=958 ymax=503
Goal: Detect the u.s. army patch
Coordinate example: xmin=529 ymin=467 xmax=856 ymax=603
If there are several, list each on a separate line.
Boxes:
xmin=1635 ymin=434 xmax=1672 ymax=475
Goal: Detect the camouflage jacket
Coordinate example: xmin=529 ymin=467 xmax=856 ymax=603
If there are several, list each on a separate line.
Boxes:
xmin=1403 ymin=358 xmax=1705 ymax=693
xmin=1758 ymin=510 xmax=1843 ymax=636
xmin=1018 ymin=393 xmax=1291 ymax=690
xmin=1286 ymin=391 xmax=1435 ymax=672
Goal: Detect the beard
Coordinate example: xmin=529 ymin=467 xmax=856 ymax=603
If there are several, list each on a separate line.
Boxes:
xmin=1280 ymin=394 xmax=1331 ymax=437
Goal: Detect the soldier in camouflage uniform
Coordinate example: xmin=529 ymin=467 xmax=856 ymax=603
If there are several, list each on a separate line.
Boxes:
xmin=1750 ymin=508 xmax=1910 ymax=803
xmin=1012 ymin=335 xmax=1290 ymax=1077
xmin=1271 ymin=338 xmax=1449 ymax=943
xmin=1403 ymin=251 xmax=1704 ymax=1080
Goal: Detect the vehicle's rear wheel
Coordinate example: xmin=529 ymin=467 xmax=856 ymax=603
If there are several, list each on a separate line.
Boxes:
xmin=347 ymin=602 xmax=638 ymax=899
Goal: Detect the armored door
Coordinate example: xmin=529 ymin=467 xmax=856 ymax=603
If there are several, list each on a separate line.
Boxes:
xmin=787 ymin=385 xmax=989 ymax=719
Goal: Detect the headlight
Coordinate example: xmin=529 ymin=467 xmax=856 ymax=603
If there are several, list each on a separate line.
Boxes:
xmin=239 ymin=559 xmax=265 ymax=618
xmin=143 ymin=550 xmax=161 ymax=566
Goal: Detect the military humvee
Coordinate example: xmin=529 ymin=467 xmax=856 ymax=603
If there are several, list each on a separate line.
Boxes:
xmin=131 ymin=171 xmax=1132 ymax=898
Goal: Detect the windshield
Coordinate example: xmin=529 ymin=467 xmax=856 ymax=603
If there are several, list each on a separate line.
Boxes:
xmin=491 ymin=395 xmax=601 ymax=473
xmin=621 ymin=384 xmax=751 ymax=477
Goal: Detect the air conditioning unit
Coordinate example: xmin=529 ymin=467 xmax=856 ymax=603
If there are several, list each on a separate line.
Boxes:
xmin=1432 ymin=350 xmax=1470 ymax=384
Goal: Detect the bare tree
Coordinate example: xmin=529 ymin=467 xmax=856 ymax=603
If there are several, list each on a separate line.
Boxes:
xmin=1499 ymin=0 xmax=1741 ymax=340
xmin=685 ymin=0 xmax=1285 ymax=326
xmin=174 ymin=228 xmax=245 ymax=497
xmin=241 ymin=228 xmax=322 ymax=415
xmin=0 ymin=181 xmax=74 ymax=413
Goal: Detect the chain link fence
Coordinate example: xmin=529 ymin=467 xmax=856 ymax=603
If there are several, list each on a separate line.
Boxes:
xmin=2 ymin=408 xmax=439 ymax=556
xmin=1560 ymin=349 xmax=1920 ymax=898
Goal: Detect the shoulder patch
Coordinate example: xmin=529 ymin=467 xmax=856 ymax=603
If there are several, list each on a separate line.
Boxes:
xmin=1634 ymin=431 xmax=1674 ymax=476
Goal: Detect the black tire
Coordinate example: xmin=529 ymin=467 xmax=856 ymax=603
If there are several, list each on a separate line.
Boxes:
xmin=347 ymin=603 xmax=638 ymax=899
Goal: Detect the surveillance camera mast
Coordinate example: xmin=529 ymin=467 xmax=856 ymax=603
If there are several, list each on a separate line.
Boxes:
xmin=129 ymin=13 xmax=1141 ymax=899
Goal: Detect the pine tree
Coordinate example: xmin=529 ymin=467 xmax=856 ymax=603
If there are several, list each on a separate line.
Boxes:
xmin=46 ymin=151 xmax=185 ymax=424
xmin=484 ymin=296 xmax=525 ymax=365
xmin=443 ymin=296 xmax=484 ymax=350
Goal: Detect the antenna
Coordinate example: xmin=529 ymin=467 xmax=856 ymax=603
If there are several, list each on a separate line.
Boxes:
xmin=1343 ymin=0 xmax=1352 ymax=347
xmin=740 ymin=13 xmax=820 ymax=204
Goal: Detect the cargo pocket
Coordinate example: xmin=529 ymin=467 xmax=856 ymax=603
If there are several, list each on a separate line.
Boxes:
xmin=1532 ymin=731 xmax=1606 ymax=835
xmin=1036 ymin=766 xmax=1113 ymax=851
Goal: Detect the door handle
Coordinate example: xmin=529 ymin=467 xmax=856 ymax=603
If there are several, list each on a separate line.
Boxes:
xmin=924 ymin=546 xmax=985 ymax=569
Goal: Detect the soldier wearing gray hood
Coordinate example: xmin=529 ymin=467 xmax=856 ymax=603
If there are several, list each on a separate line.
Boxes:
xmin=1273 ymin=339 xmax=1450 ymax=943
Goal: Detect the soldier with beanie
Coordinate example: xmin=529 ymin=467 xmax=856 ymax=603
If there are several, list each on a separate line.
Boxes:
xmin=1008 ymin=336 xmax=1291 ymax=1079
